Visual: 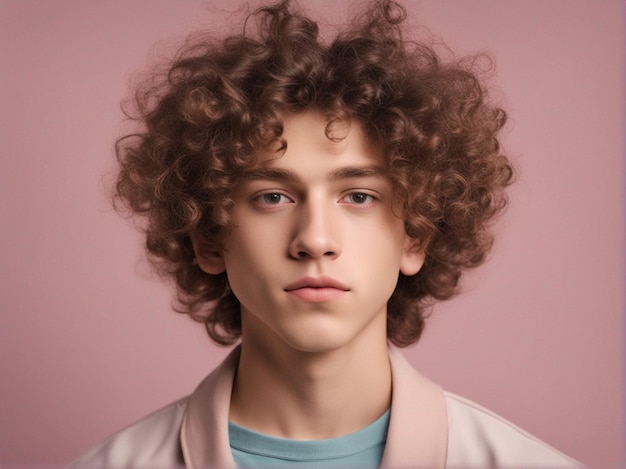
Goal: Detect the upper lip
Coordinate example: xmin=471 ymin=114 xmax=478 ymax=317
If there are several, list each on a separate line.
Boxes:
xmin=284 ymin=276 xmax=350 ymax=291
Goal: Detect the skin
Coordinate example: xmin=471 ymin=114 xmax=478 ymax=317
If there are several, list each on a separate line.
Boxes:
xmin=195 ymin=111 xmax=424 ymax=440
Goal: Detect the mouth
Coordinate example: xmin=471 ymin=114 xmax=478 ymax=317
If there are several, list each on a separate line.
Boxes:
xmin=284 ymin=276 xmax=350 ymax=302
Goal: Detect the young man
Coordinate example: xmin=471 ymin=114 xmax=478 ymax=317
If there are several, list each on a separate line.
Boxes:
xmin=72 ymin=1 xmax=581 ymax=467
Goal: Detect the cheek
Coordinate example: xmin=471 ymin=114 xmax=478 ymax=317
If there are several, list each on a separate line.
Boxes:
xmin=355 ymin=233 xmax=406 ymax=288
xmin=223 ymin=229 xmax=283 ymax=291
xmin=366 ymin=221 xmax=408 ymax=261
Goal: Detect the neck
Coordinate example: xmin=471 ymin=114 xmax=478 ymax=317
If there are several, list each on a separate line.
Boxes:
xmin=229 ymin=313 xmax=392 ymax=440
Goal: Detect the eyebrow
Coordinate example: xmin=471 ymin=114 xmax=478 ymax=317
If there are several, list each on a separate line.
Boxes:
xmin=241 ymin=165 xmax=389 ymax=183
xmin=329 ymin=165 xmax=388 ymax=181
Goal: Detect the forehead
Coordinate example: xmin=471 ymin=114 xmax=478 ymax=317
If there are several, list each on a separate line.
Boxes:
xmin=255 ymin=112 xmax=386 ymax=172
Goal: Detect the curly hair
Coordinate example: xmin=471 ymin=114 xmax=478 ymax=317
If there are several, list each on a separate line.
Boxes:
xmin=114 ymin=0 xmax=514 ymax=347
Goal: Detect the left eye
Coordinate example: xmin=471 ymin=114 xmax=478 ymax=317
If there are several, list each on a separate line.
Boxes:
xmin=343 ymin=193 xmax=374 ymax=205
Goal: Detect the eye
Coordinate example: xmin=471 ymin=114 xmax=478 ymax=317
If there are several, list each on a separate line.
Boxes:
xmin=254 ymin=192 xmax=293 ymax=206
xmin=341 ymin=192 xmax=377 ymax=206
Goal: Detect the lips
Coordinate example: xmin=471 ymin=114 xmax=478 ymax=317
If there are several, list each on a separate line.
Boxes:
xmin=284 ymin=276 xmax=350 ymax=302
xmin=284 ymin=276 xmax=350 ymax=291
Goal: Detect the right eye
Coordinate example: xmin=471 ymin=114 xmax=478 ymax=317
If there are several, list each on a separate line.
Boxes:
xmin=254 ymin=193 xmax=294 ymax=206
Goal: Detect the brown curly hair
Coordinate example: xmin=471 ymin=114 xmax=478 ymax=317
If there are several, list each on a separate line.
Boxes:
xmin=114 ymin=0 xmax=514 ymax=347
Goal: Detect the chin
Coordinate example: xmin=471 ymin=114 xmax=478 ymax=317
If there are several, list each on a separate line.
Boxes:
xmin=283 ymin=338 xmax=352 ymax=355
xmin=277 ymin=322 xmax=376 ymax=355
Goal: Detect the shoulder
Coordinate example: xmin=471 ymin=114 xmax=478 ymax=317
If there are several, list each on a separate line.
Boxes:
xmin=444 ymin=391 xmax=584 ymax=468
xmin=68 ymin=398 xmax=188 ymax=468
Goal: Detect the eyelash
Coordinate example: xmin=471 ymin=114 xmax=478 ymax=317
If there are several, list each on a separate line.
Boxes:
xmin=251 ymin=191 xmax=378 ymax=208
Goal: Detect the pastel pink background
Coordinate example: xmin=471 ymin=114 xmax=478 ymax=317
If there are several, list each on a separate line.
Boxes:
xmin=1 ymin=1 xmax=623 ymax=466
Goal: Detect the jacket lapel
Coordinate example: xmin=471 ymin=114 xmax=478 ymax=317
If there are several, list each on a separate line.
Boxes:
xmin=180 ymin=346 xmax=240 ymax=468
xmin=381 ymin=347 xmax=448 ymax=468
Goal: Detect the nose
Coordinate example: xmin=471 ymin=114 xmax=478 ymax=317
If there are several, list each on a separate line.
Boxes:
xmin=288 ymin=200 xmax=341 ymax=260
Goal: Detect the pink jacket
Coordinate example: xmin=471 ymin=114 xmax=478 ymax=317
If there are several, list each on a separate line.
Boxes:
xmin=71 ymin=346 xmax=581 ymax=468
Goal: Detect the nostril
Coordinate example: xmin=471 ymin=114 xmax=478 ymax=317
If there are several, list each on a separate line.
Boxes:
xmin=294 ymin=250 xmax=336 ymax=260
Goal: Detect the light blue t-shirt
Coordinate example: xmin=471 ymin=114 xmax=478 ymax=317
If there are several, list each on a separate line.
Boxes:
xmin=229 ymin=409 xmax=390 ymax=468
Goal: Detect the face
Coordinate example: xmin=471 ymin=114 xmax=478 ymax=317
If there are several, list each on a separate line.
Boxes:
xmin=196 ymin=111 xmax=424 ymax=353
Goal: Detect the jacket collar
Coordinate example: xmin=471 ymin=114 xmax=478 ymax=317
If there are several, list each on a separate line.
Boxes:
xmin=181 ymin=345 xmax=448 ymax=468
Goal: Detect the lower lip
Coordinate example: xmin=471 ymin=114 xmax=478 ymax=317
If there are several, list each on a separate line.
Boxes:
xmin=286 ymin=287 xmax=347 ymax=302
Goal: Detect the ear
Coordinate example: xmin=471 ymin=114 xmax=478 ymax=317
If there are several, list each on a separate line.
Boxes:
xmin=190 ymin=233 xmax=226 ymax=275
xmin=399 ymin=237 xmax=425 ymax=276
